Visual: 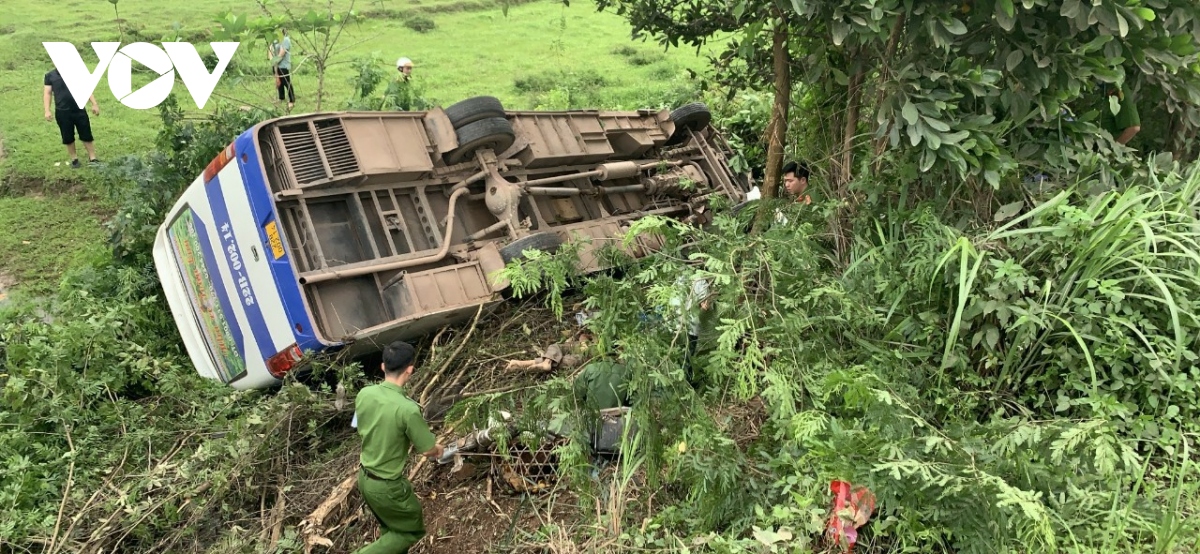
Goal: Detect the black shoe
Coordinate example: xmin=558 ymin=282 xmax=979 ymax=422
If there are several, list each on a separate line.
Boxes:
xmin=88 ymin=158 xmax=100 ymax=167
xmin=70 ymin=159 xmax=81 ymax=169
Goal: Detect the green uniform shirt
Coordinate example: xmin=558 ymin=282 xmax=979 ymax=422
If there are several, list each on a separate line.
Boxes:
xmin=573 ymin=361 xmax=630 ymax=411
xmin=356 ymin=382 xmax=436 ymax=481
xmin=1100 ymin=85 xmax=1140 ymax=136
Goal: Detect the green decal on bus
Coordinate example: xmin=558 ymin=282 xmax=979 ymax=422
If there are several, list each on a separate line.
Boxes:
xmin=168 ymin=209 xmax=247 ymax=383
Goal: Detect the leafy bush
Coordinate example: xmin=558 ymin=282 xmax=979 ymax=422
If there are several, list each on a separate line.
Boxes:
xmin=0 ymin=99 xmax=350 ymax=553
xmin=707 ymin=91 xmax=772 ymax=176
xmin=846 ymin=169 xmax=1200 ymax=442
xmin=513 ymin=68 xmax=609 ymax=95
xmin=611 ymin=44 xmax=638 ymax=57
xmin=646 ymin=63 xmax=678 ymax=81
xmin=345 ymin=53 xmax=431 ymax=111
xmin=612 ymin=45 xmax=666 ymax=67
xmin=499 ymin=162 xmax=1200 ymax=552
xmin=0 ymin=255 xmax=346 ymax=546
xmin=347 ymin=52 xmax=390 ymax=101
xmin=404 ymin=15 xmax=436 ymax=32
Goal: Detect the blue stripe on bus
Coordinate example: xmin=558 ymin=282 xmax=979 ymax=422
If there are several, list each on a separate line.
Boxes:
xmin=189 ymin=213 xmax=248 ymax=371
xmin=233 ymin=130 xmax=329 ymax=354
xmin=205 ymin=173 xmax=279 ymax=361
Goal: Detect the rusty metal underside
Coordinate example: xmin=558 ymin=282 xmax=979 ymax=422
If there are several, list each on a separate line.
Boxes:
xmin=253 ymin=108 xmax=747 ymax=349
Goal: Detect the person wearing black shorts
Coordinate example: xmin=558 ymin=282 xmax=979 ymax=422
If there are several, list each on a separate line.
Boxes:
xmin=43 ymin=68 xmax=99 ymax=169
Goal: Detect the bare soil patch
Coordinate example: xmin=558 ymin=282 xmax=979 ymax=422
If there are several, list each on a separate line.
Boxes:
xmin=414 ymin=462 xmax=583 ymax=554
xmin=0 ymin=271 xmax=15 ymax=304
xmin=293 ymin=297 xmax=594 ymax=554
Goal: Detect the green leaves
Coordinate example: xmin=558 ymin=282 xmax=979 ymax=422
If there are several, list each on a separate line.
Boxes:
xmin=901 ymin=100 xmax=919 ymax=125
xmin=298 ymin=9 xmax=333 ymax=31
xmin=998 ymin=0 xmax=1015 ymax=18
xmin=943 ymin=17 xmax=968 ymax=36
xmin=994 ymin=201 xmax=1023 ymax=222
xmin=934 ymin=236 xmax=985 ymax=369
xmin=831 ymin=20 xmax=850 ymax=46
xmin=924 ymin=116 xmax=951 ymax=132
xmin=0 ymin=246 xmax=348 ymax=550
xmin=497 ymin=241 xmax=587 ymax=319
xmin=210 ymin=11 xmax=280 ymax=44
xmin=995 ymin=0 xmax=1017 ymax=31
xmin=1005 ymin=49 xmax=1024 ymax=71
xmin=1060 ymin=0 xmax=1080 ymax=18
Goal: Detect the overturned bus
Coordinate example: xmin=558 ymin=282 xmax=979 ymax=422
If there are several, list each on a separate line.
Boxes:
xmin=151 ymin=97 xmax=749 ymax=389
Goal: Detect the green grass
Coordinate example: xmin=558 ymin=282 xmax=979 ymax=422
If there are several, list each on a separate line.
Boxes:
xmin=0 ymin=0 xmax=719 ymax=292
xmin=0 ymin=195 xmax=107 ymax=294
xmin=0 ymin=0 xmax=715 ymax=179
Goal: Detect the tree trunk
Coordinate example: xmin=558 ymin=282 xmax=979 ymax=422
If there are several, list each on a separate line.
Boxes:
xmin=316 ymin=61 xmax=326 ymax=111
xmin=831 ymin=61 xmax=865 ymax=263
xmin=752 ymin=19 xmax=792 ymax=234
xmin=312 ymin=59 xmax=326 ymax=111
xmin=838 ymin=67 xmax=864 ymax=186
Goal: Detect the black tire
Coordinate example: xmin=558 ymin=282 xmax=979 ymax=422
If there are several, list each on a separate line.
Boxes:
xmin=445 ymin=96 xmax=506 ymax=128
xmin=499 ymin=232 xmax=564 ymax=264
xmin=666 ymin=102 xmax=712 ymax=144
xmin=445 ymin=117 xmax=516 ymax=165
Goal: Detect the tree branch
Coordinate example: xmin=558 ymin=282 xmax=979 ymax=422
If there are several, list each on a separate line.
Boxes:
xmin=871 ymin=12 xmax=907 ymax=174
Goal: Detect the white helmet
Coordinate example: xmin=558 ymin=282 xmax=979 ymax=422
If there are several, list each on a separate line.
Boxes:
xmin=396 ymin=57 xmax=413 ymax=69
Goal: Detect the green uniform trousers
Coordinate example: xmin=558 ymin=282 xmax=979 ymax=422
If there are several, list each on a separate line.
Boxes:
xmin=353 ymin=470 xmax=425 ymax=554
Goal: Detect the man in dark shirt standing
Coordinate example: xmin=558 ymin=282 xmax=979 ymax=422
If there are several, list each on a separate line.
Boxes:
xmin=43 ymin=68 xmax=100 ymax=168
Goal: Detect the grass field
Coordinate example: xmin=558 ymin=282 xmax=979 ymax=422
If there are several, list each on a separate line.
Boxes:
xmin=0 ymin=194 xmax=105 ymax=296
xmin=0 ymin=0 xmax=720 ymax=291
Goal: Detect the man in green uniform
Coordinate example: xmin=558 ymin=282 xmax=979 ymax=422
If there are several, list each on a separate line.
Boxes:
xmin=782 ymin=161 xmax=812 ymax=206
xmin=572 ymin=359 xmax=636 ymax=455
xmin=354 ymin=341 xmax=444 ymax=554
xmin=1100 ymin=84 xmax=1141 ymax=145
xmin=384 ymin=56 xmax=426 ymax=111
xmin=573 ymin=359 xmax=630 ymax=412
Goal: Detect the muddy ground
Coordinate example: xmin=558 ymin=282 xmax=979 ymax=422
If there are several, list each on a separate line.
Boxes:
xmin=302 ymin=448 xmax=593 ymax=554
xmin=413 ymin=461 xmax=585 ymax=554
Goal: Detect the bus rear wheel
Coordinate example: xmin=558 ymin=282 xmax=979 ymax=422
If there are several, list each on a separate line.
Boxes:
xmin=445 ymin=117 xmax=516 ymax=165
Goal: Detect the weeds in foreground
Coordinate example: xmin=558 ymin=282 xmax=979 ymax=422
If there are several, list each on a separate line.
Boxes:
xmin=497 ymin=165 xmax=1200 ymax=553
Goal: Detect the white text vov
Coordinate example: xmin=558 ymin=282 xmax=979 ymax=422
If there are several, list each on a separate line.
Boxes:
xmin=43 ymin=42 xmax=241 ymax=110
